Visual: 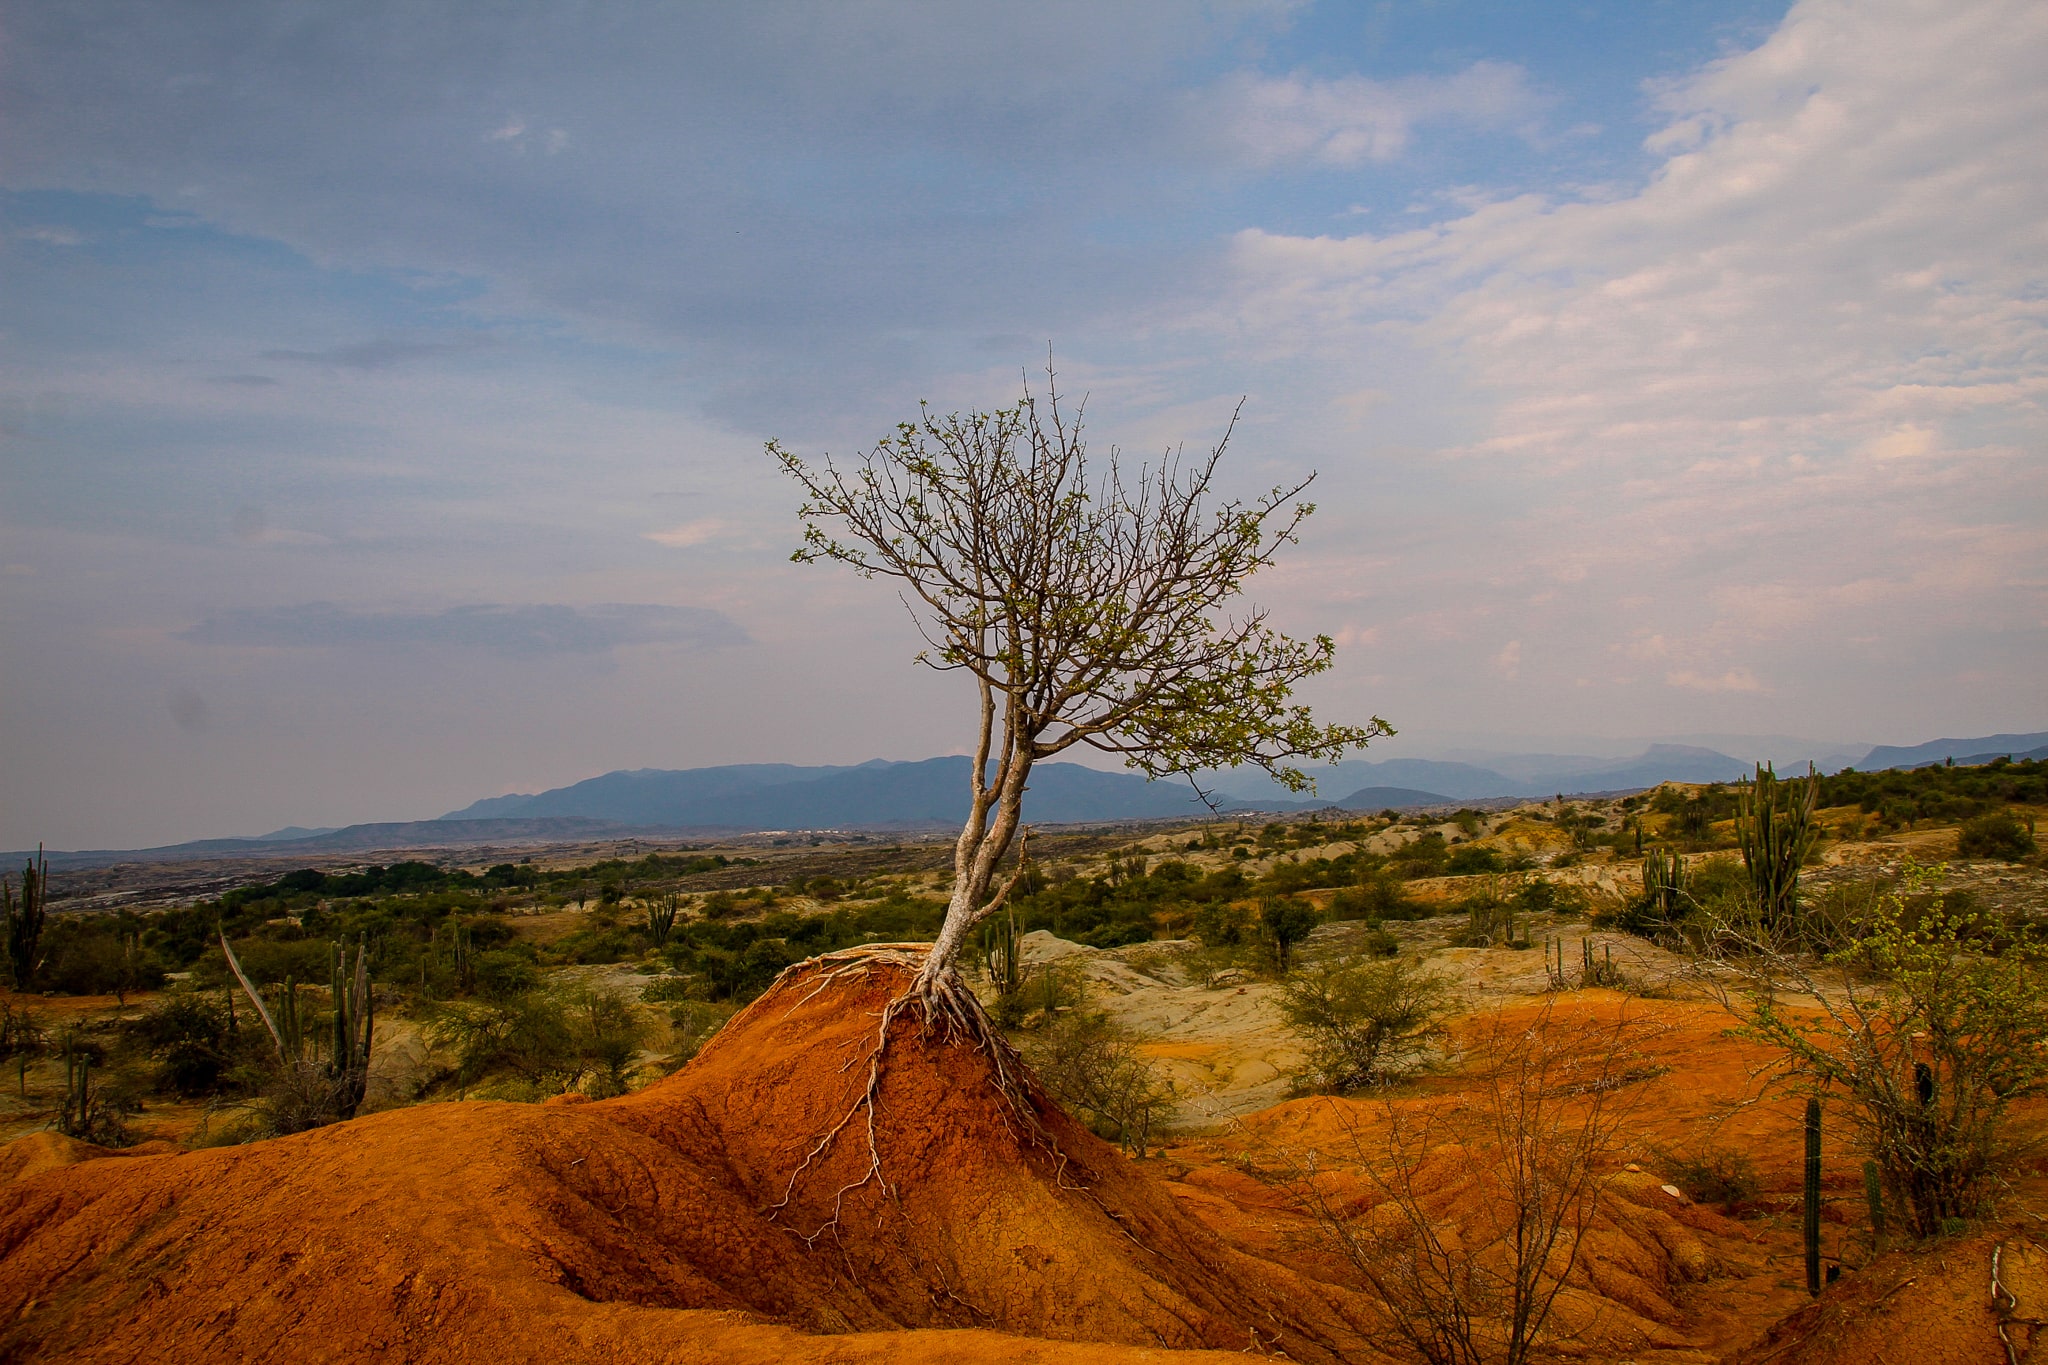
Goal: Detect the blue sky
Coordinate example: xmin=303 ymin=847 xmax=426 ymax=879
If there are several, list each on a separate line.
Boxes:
xmin=2 ymin=0 xmax=2042 ymax=848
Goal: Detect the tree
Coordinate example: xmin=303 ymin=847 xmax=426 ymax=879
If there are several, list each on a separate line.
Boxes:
xmin=1261 ymin=896 xmax=1319 ymax=971
xmin=771 ymin=366 xmax=1385 ymax=1007
xmin=1722 ymin=861 xmax=2048 ymax=1237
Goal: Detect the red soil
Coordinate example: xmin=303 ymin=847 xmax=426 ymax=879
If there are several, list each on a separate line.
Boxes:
xmin=4 ymin=966 xmax=2038 ymax=1364
xmin=0 ymin=957 xmax=1376 ymax=1363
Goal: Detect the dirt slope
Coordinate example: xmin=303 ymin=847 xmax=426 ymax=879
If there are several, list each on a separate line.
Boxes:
xmin=0 ymin=954 xmax=1380 ymax=1364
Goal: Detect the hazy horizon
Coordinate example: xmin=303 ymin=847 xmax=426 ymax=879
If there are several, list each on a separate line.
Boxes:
xmin=4 ymin=1 xmax=2043 ymax=850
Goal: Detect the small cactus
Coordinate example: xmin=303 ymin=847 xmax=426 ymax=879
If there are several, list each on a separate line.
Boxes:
xmin=981 ymin=903 xmax=1023 ymax=999
xmin=1803 ymin=1098 xmax=1823 ymax=1296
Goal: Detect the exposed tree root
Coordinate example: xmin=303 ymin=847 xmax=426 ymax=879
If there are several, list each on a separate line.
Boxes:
xmin=762 ymin=944 xmax=1082 ymax=1248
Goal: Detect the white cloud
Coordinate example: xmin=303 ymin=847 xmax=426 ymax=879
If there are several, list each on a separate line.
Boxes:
xmin=1666 ymin=668 xmax=1766 ymax=694
xmin=1214 ymin=61 xmax=1541 ymax=167
xmin=644 ymin=518 xmax=726 ymax=548
xmin=1224 ymin=0 xmax=2048 ymax=477
xmin=1208 ymin=0 xmax=2046 ymax=728
xmin=1493 ymin=639 xmax=1522 ymax=680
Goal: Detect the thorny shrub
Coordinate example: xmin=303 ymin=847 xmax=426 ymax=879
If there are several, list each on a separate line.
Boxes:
xmin=1727 ymin=860 xmax=2048 ymax=1237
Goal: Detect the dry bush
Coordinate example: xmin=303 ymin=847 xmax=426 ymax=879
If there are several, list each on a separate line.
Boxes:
xmin=1022 ymin=1004 xmax=1174 ymax=1157
xmin=1285 ymin=1002 xmax=1657 ymax=1365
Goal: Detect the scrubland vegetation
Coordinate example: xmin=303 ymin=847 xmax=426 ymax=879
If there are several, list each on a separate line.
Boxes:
xmin=5 ymin=755 xmax=2046 ymax=1364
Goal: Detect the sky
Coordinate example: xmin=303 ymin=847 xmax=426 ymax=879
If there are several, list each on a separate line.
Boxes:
xmin=1 ymin=0 xmax=2043 ymax=849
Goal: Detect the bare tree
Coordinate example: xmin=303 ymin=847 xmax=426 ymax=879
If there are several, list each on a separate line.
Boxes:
xmin=771 ymin=365 xmax=1385 ymax=1008
xmin=1285 ymin=1002 xmax=1653 ymax=1365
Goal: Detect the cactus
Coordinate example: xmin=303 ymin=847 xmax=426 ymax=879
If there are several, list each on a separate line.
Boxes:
xmin=1641 ymin=847 xmax=1689 ymax=923
xmin=646 ymin=893 xmax=680 ymax=949
xmin=276 ymin=976 xmax=304 ymax=1061
xmin=2 ymin=845 xmax=49 ymax=991
xmin=59 ymin=1044 xmax=90 ymax=1138
xmin=221 ymin=930 xmax=374 ymax=1121
xmin=1803 ymin=1097 xmax=1823 ymax=1296
xmin=1737 ymin=763 xmax=1818 ymax=930
xmin=328 ymin=936 xmax=374 ymax=1119
xmin=981 ymin=903 xmax=1023 ymax=999
xmin=1862 ymin=1158 xmax=1886 ymax=1239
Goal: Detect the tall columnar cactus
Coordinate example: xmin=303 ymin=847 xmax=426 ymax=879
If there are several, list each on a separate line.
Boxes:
xmin=1803 ymin=1098 xmax=1823 ymax=1297
xmin=1641 ymin=847 xmax=1690 ymax=923
xmin=981 ymin=903 xmax=1022 ymax=999
xmin=1862 ymin=1158 xmax=1886 ymax=1240
xmin=221 ymin=930 xmax=374 ymax=1121
xmin=1738 ymin=763 xmax=1818 ymax=929
xmin=328 ymin=936 xmax=374 ymax=1118
xmin=3 ymin=845 xmax=49 ymax=991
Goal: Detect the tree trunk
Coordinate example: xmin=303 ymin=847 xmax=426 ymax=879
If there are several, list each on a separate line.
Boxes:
xmin=911 ymin=747 xmax=1031 ymax=1001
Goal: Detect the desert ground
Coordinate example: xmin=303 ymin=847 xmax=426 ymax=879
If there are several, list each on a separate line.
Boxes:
xmin=3 ymin=785 xmax=2045 ymax=1363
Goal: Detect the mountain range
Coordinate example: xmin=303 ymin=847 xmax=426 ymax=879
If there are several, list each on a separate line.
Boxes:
xmin=28 ymin=731 xmax=2043 ymax=865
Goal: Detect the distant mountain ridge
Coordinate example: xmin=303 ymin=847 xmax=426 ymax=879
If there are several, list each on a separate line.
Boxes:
xmin=31 ymin=730 xmax=2041 ymax=866
xmin=443 ymin=757 xmax=1229 ymax=829
xmin=1856 ymin=732 xmax=2048 ymax=771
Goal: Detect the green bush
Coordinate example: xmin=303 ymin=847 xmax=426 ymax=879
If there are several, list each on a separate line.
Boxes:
xmin=1192 ymin=902 xmax=1254 ymax=948
xmin=1445 ymin=844 xmax=1504 ymax=876
xmin=128 ymin=993 xmax=244 ymax=1097
xmin=1958 ymin=810 xmax=2036 ymax=861
xmin=1022 ymin=1006 xmax=1173 ymax=1156
xmin=1328 ymin=875 xmax=1418 ymax=922
xmin=1280 ymin=953 xmax=1451 ymax=1092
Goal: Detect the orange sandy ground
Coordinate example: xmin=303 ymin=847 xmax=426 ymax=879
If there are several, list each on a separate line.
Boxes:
xmin=2 ymin=975 xmax=2042 ymax=1364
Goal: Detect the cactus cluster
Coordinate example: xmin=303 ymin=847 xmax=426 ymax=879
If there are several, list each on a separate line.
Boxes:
xmin=1640 ymin=847 xmax=1689 ymax=922
xmin=646 ymin=892 xmax=681 ymax=949
xmin=221 ymin=931 xmax=375 ymax=1122
xmin=1737 ymin=762 xmax=1818 ymax=928
xmin=981 ymin=903 xmax=1023 ymax=999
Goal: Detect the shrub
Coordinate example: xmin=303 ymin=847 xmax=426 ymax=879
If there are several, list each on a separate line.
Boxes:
xmin=1328 ymin=875 xmax=1419 ymax=922
xmin=472 ymin=949 xmax=539 ymax=1000
xmin=1192 ymin=902 xmax=1254 ymax=948
xmin=1958 ymin=810 xmax=2036 ymax=862
xmin=1729 ymin=861 xmax=2048 ymax=1237
xmin=1646 ymin=1141 xmax=1761 ymax=1212
xmin=1445 ymin=844 xmax=1504 ymax=876
xmin=128 ymin=993 xmax=243 ymax=1097
xmin=662 ymin=1000 xmax=732 ymax=1071
xmin=1022 ymin=1006 xmax=1173 ymax=1156
xmin=1279 ymin=953 xmax=1451 ymax=1092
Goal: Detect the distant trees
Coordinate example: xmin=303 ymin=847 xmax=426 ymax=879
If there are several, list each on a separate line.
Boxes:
xmin=772 ymin=363 xmax=1385 ymax=1005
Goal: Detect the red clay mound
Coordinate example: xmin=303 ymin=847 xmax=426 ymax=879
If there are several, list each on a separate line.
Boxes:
xmin=608 ymin=952 xmax=1376 ymax=1358
xmin=0 ymin=952 xmax=1378 ymax=1364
